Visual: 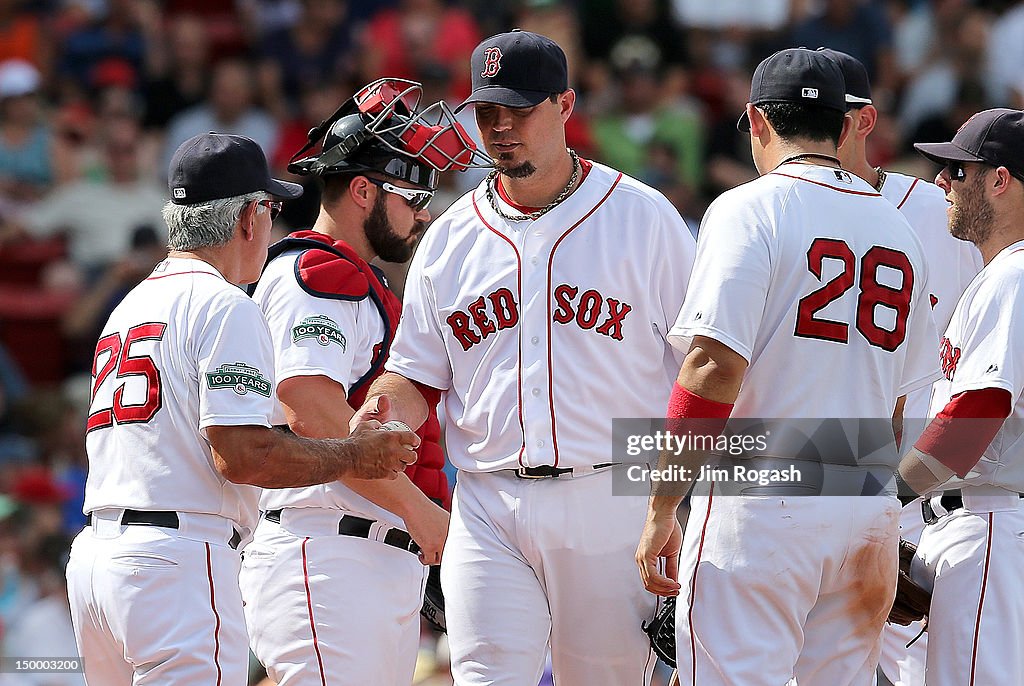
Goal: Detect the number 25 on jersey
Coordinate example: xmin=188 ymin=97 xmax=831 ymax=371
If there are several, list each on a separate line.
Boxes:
xmin=795 ymin=238 xmax=914 ymax=352
xmin=87 ymin=323 xmax=167 ymax=432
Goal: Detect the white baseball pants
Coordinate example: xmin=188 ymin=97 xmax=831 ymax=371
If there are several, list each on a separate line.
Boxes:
xmin=914 ymin=488 xmax=1024 ymax=686
xmin=239 ymin=509 xmax=427 ymax=686
xmin=675 ymin=492 xmax=901 ymax=686
xmin=442 ymin=469 xmax=658 ymax=686
xmin=66 ymin=510 xmax=248 ymax=685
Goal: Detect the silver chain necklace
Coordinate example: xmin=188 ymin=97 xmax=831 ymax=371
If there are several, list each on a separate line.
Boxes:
xmin=874 ymin=166 xmax=887 ymax=191
xmin=485 ymin=149 xmax=581 ymax=222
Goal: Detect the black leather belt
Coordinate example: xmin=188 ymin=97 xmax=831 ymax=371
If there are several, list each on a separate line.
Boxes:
xmin=922 ymin=489 xmax=1024 ymax=525
xmin=514 ymin=463 xmax=616 ymax=479
xmin=87 ymin=509 xmax=179 ymax=528
xmin=86 ymin=510 xmax=242 ymax=550
xmin=263 ymin=509 xmax=421 ymax=556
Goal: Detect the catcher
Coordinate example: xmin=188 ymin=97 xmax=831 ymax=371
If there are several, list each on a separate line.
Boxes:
xmin=238 ymin=78 xmax=487 ymax=685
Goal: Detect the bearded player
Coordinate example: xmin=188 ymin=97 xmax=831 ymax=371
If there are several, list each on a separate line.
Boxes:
xmin=353 ymin=31 xmax=696 ymax=686
xmin=238 ymin=80 xmax=487 ymax=686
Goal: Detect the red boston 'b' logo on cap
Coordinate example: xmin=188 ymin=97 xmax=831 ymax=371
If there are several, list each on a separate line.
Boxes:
xmin=481 ymin=47 xmax=502 ymax=78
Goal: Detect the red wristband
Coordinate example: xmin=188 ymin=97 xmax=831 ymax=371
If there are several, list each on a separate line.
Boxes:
xmin=666 ymin=382 xmax=733 ymax=436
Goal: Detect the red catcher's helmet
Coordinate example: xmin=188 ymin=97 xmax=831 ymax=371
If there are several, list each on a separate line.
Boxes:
xmin=288 ymin=79 xmax=492 ymax=189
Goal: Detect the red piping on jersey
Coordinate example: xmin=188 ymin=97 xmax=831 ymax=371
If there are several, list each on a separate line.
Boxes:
xmin=472 ymin=191 xmax=527 ymax=467
xmin=205 ymin=543 xmax=223 ymax=686
xmin=969 ymin=513 xmax=995 ymax=686
xmin=301 ymin=538 xmax=328 ymax=686
xmin=688 ymin=485 xmax=715 ymax=686
xmin=896 ymin=177 xmax=919 ymax=209
xmin=769 ymin=172 xmax=882 ymax=196
xmin=145 ymin=270 xmax=223 ymax=281
xmin=545 ymin=170 xmax=622 ymax=466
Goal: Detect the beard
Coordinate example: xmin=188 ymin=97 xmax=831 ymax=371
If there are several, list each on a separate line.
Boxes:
xmin=497 ymin=160 xmax=536 ymax=178
xmin=948 ymin=173 xmax=995 ymax=245
xmin=365 ymin=192 xmax=425 ymax=263
xmin=491 ymin=148 xmax=536 ymax=179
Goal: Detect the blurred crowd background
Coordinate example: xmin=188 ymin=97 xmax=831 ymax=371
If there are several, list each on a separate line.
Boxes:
xmin=0 ymin=0 xmax=1023 ymax=683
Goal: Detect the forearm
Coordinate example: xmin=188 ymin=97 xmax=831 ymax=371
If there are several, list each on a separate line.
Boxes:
xmin=209 ymin=424 xmax=413 ymax=487
xmin=217 ymin=426 xmax=363 ymax=488
xmin=650 ymin=336 xmax=745 ymax=510
xmin=897 ymin=447 xmax=955 ymax=495
xmin=279 ymin=375 xmax=433 ymax=514
xmin=363 ymin=371 xmax=431 ymax=430
xmin=342 ymin=473 xmax=437 ymax=521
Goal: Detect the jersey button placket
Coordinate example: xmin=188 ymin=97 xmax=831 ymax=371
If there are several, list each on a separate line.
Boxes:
xmin=520 ymin=224 xmax=554 ymax=465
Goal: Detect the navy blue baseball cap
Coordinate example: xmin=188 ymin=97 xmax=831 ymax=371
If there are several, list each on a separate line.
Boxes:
xmin=915 ymin=108 xmax=1024 ymax=181
xmin=737 ymin=48 xmax=847 ymax=132
xmin=456 ymin=30 xmax=568 ymax=113
xmin=817 ymin=48 xmax=872 ymax=108
xmin=169 ymin=132 xmax=303 ymax=205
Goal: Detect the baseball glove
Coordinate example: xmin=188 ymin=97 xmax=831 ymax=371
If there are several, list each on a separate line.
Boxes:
xmin=421 ymin=564 xmax=446 ymax=633
xmin=888 ymin=539 xmax=931 ymax=626
xmin=642 ymin=596 xmax=677 ymax=669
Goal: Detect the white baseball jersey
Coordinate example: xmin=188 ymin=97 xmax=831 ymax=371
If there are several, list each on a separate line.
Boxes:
xmin=928 ymin=241 xmax=1024 ymax=492
xmin=880 ymin=172 xmax=983 ymax=432
xmin=251 ymin=248 xmax=403 ymax=527
xmin=82 ymin=257 xmax=275 ymax=530
xmin=670 ymin=162 xmax=940 ymax=420
xmin=669 ymin=161 xmax=939 ymax=686
xmin=389 ymin=159 xmax=695 ymax=686
xmin=387 ymin=160 xmax=696 ymax=472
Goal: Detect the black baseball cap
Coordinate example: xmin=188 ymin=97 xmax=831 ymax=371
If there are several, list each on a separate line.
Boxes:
xmin=169 ymin=132 xmax=303 ymax=205
xmin=455 ymin=30 xmax=568 ymax=113
xmin=817 ymin=48 xmax=872 ymax=108
xmin=914 ymin=108 xmax=1024 ymax=181
xmin=737 ymin=48 xmax=847 ymax=132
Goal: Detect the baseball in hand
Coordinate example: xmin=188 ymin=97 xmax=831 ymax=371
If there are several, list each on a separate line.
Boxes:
xmin=381 ymin=420 xmax=412 ymax=433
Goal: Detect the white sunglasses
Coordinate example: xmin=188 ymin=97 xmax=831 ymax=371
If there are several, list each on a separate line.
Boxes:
xmin=366 ymin=177 xmax=434 ymax=211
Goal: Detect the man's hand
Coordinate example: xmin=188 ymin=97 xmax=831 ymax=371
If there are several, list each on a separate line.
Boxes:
xmin=346 ymin=419 xmax=419 ymax=479
xmin=351 ymin=394 xmax=394 ymax=433
xmin=636 ymin=511 xmax=683 ymax=597
xmin=404 ymin=498 xmax=450 ymax=566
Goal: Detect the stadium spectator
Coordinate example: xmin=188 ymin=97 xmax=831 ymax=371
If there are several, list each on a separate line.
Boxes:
xmin=898 ymin=8 xmax=991 ymax=136
xmin=15 ymin=118 xmax=165 ymax=276
xmin=0 ymin=0 xmax=49 ymax=72
xmin=582 ymin=0 xmax=690 ymax=72
xmin=0 ymin=60 xmax=53 ymax=209
xmin=359 ymin=0 xmax=481 ymax=103
xmin=55 ymin=0 xmax=158 ymax=93
xmin=161 ymin=57 xmax=279 ymax=173
xmin=591 ymin=47 xmax=704 ymax=189
xmin=258 ymin=0 xmax=356 ymax=105
xmin=790 ymin=0 xmax=894 ymax=88
xmin=985 ymin=0 xmax=1024 ymax=104
xmin=141 ymin=13 xmax=210 ymax=131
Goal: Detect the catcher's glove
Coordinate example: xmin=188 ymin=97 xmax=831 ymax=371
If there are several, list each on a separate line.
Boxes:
xmin=888 ymin=539 xmax=931 ymax=627
xmin=642 ymin=596 xmax=677 ymax=669
xmin=421 ymin=564 xmax=446 ymax=633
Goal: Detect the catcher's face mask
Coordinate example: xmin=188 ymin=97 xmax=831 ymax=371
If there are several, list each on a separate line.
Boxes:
xmin=289 ymin=78 xmax=493 ymax=182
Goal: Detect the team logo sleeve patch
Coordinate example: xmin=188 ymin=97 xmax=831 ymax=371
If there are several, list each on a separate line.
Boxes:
xmin=291 ymin=315 xmax=347 ymax=351
xmin=206 ymin=362 xmax=273 ymax=397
